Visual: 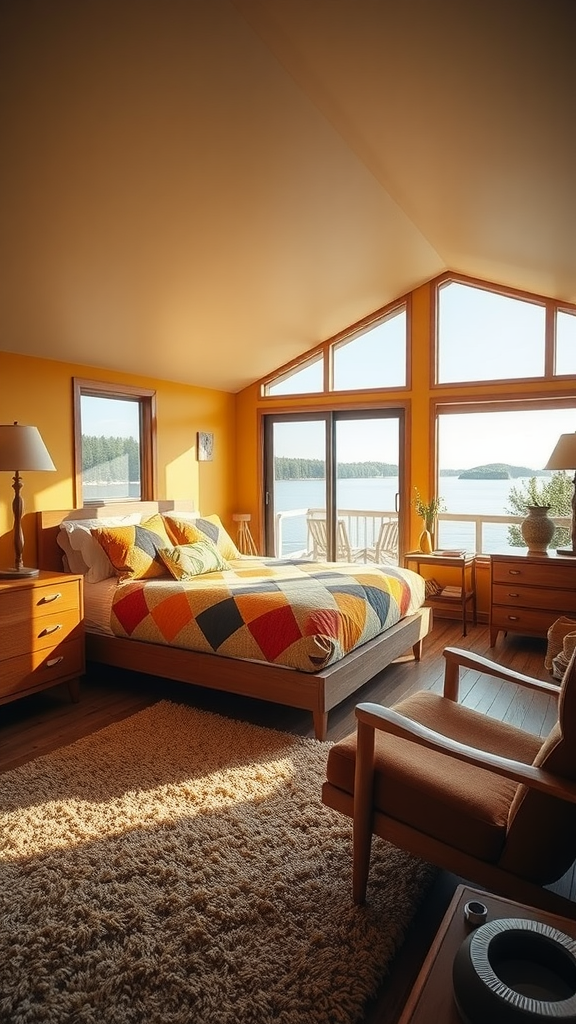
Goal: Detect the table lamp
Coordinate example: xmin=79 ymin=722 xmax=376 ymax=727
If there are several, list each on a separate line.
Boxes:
xmin=544 ymin=431 xmax=576 ymax=556
xmin=0 ymin=422 xmax=56 ymax=578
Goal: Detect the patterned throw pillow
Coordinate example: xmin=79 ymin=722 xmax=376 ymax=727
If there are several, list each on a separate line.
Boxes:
xmin=164 ymin=513 xmax=240 ymax=560
xmin=158 ymin=540 xmax=230 ymax=580
xmin=91 ymin=514 xmax=173 ymax=580
xmin=57 ymin=513 xmax=143 ymax=582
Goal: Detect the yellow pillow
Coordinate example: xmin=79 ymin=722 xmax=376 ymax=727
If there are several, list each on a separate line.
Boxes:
xmin=164 ymin=513 xmax=240 ymax=560
xmin=91 ymin=514 xmax=173 ymax=580
xmin=158 ymin=540 xmax=230 ymax=580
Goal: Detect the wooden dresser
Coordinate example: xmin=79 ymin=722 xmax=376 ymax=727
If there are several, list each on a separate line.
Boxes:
xmin=0 ymin=571 xmax=84 ymax=705
xmin=490 ymin=552 xmax=576 ymax=646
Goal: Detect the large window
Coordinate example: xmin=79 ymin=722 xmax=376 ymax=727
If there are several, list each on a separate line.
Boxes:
xmin=556 ymin=309 xmax=576 ymax=376
xmin=263 ymin=302 xmax=407 ymax=396
xmin=264 ymin=354 xmax=323 ymax=397
xmin=436 ymin=403 xmax=575 ymax=554
xmin=263 ymin=410 xmax=404 ymax=561
xmin=437 ymin=280 xmax=546 ymax=384
xmin=73 ymin=379 xmax=156 ymax=505
xmin=332 ymin=306 xmax=406 ymax=390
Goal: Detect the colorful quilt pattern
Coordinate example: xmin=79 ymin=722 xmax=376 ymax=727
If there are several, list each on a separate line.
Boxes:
xmin=110 ymin=557 xmax=425 ymax=673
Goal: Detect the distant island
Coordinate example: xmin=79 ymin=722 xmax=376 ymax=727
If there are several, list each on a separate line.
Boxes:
xmin=457 ymin=463 xmax=550 ymax=480
xmin=274 ymin=458 xmax=549 ymax=480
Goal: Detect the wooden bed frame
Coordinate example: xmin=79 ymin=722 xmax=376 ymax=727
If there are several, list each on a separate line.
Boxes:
xmin=37 ymin=503 xmax=432 ymax=740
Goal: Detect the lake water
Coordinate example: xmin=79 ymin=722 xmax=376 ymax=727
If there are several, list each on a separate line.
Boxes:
xmin=274 ymin=476 xmax=544 ymax=555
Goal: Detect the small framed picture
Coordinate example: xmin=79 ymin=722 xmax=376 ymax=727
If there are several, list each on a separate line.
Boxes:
xmin=197 ymin=431 xmax=214 ymax=461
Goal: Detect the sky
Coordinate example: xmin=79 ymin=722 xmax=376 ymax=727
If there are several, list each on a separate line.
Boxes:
xmin=81 ymin=396 xmax=140 ymax=439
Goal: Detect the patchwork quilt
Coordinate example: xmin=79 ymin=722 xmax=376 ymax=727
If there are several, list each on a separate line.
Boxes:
xmin=110 ymin=557 xmax=425 ymax=673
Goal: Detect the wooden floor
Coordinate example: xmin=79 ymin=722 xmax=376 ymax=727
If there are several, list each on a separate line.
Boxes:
xmin=1 ymin=616 xmax=574 ymax=1023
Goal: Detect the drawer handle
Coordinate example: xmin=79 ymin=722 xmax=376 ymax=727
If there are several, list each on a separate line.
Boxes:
xmin=507 ymin=593 xmax=519 ymax=598
xmin=39 ymin=624 xmax=62 ymax=637
xmin=507 ymin=570 xmax=521 ymax=576
xmin=46 ymin=656 xmax=64 ymax=667
xmin=507 ymin=615 xmax=520 ymax=621
xmin=39 ymin=592 xmax=62 ymax=604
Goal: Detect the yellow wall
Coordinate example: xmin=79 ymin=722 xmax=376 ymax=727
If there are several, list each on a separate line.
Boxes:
xmin=0 ymin=352 xmax=236 ymax=568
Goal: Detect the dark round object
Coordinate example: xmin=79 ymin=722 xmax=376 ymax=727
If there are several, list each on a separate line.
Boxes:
xmin=453 ymin=917 xmax=576 ymax=1023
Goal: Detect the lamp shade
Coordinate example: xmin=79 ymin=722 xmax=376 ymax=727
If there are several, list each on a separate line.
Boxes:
xmin=0 ymin=423 xmax=56 ymax=472
xmin=545 ymin=432 xmax=576 ymax=472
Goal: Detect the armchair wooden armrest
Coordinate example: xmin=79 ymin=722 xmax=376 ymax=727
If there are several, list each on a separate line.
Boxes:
xmin=442 ymin=646 xmax=561 ymax=702
xmin=354 ymin=702 xmax=576 ymax=803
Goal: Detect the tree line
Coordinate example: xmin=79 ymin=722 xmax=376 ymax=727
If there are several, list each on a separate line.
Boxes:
xmin=81 ymin=435 xmax=140 ymax=482
xmin=275 ymin=457 xmax=398 ymax=479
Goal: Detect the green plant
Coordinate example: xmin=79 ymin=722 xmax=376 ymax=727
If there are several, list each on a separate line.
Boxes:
xmin=413 ymin=488 xmax=446 ymax=531
xmin=506 ymin=473 xmax=572 ymax=548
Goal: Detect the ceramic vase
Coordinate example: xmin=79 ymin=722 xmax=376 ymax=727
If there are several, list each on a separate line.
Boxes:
xmin=419 ymin=528 xmax=433 ymax=553
xmin=520 ymin=505 xmax=555 ymax=554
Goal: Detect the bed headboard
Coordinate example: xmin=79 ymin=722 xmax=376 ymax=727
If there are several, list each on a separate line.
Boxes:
xmin=36 ymin=500 xmax=197 ymax=572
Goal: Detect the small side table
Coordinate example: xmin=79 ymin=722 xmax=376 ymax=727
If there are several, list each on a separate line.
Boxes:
xmin=232 ymin=513 xmax=258 ymax=555
xmin=404 ymin=551 xmax=476 ymax=636
xmin=397 ymin=884 xmax=576 ymax=1024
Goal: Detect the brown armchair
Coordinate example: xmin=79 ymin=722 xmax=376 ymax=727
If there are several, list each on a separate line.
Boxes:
xmin=322 ymin=646 xmax=576 ymax=918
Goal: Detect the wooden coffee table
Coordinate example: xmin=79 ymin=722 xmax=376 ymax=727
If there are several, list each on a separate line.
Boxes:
xmin=397 ymin=884 xmax=576 ymax=1024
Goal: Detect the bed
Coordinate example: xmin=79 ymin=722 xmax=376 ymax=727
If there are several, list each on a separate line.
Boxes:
xmin=37 ymin=502 xmax=432 ymax=740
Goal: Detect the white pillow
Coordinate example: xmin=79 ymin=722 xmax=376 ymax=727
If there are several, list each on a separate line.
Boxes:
xmin=57 ymin=529 xmax=88 ymax=575
xmin=58 ymin=514 xmax=142 ymax=583
xmin=162 ymin=510 xmax=200 ymax=522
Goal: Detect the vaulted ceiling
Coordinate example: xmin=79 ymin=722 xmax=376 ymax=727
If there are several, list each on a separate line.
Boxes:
xmin=1 ymin=0 xmax=574 ymax=393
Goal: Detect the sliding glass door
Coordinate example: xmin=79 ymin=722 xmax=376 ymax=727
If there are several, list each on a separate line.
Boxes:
xmin=263 ymin=410 xmax=403 ymax=563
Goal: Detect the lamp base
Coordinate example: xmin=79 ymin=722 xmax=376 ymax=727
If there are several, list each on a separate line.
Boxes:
xmin=0 ymin=566 xmax=40 ymax=579
xmin=556 ymin=548 xmax=576 ymax=557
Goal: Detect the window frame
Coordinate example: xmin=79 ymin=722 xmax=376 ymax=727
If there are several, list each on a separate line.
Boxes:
xmin=261 ymin=296 xmax=410 ymax=398
xmin=431 ymin=392 xmax=576 ymax=554
xmin=431 ymin=273 xmax=574 ymax=388
xmin=73 ymin=377 xmax=157 ymax=506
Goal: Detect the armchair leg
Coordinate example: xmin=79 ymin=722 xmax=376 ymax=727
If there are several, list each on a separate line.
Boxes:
xmin=353 ymin=719 xmax=376 ymax=904
xmin=443 ymin=659 xmax=460 ymax=701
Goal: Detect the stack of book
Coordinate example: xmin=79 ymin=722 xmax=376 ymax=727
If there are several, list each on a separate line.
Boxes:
xmin=440 ymin=585 xmax=462 ymax=598
xmin=432 ymin=549 xmax=467 ymax=557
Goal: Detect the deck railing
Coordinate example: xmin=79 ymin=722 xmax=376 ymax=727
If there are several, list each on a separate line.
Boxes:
xmin=273 ymin=508 xmax=571 ymax=560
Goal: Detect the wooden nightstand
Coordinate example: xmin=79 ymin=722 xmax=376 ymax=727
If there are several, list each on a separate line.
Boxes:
xmin=490 ymin=552 xmax=576 ymax=646
xmin=0 ymin=571 xmax=84 ymax=706
xmin=404 ymin=551 xmax=476 ymax=636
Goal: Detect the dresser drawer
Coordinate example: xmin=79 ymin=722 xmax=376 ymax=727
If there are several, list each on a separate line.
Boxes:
xmin=0 ymin=638 xmax=85 ymax=700
xmin=490 ymin=606 xmax=562 ymax=636
xmin=0 ymin=579 xmax=81 ymax=627
xmin=491 ymin=582 xmax=576 ymax=613
xmin=1 ymin=608 xmax=82 ymax=662
xmin=491 ymin=560 xmax=576 ymax=590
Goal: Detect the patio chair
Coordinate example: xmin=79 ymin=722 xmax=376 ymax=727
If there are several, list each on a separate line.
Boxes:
xmin=322 ymin=645 xmax=576 ymax=917
xmin=367 ymin=519 xmax=399 ymax=565
xmin=306 ymin=516 xmax=365 ymax=562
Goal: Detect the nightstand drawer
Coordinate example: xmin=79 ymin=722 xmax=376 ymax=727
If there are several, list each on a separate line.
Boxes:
xmin=491 ymin=560 xmax=576 ymax=589
xmin=490 ymin=606 xmax=561 ymax=635
xmin=2 ymin=608 xmax=82 ymax=661
xmin=0 ymin=638 xmax=84 ymax=699
xmin=0 ymin=579 xmax=80 ymax=626
xmin=492 ymin=582 xmax=576 ymax=613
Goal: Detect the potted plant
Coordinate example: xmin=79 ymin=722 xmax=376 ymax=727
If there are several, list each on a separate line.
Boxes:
xmin=413 ymin=488 xmax=446 ymax=552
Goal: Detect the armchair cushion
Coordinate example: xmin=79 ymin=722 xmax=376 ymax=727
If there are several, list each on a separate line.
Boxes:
xmin=326 ymin=691 xmax=542 ymax=863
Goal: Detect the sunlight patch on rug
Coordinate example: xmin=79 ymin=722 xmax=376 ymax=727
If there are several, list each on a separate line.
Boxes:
xmin=0 ymin=701 xmax=435 ymax=1024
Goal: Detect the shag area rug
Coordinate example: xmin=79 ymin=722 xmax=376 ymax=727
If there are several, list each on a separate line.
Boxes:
xmin=0 ymin=701 xmax=435 ymax=1024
